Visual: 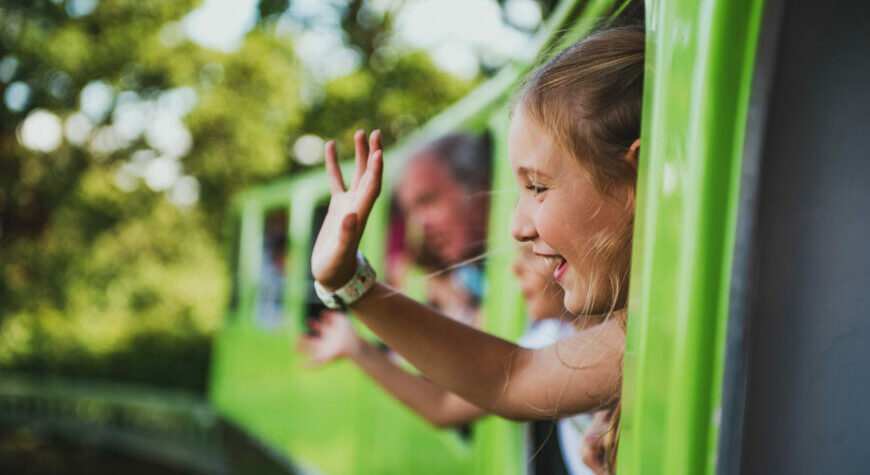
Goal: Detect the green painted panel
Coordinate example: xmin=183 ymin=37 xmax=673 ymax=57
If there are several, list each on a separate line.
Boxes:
xmin=618 ymin=0 xmax=765 ymax=473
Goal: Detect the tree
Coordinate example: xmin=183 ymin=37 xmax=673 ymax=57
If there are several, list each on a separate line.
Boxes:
xmin=0 ymin=0 xmax=476 ymax=392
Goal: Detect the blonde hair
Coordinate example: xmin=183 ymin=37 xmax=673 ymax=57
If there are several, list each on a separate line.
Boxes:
xmin=517 ymin=26 xmax=645 ymax=471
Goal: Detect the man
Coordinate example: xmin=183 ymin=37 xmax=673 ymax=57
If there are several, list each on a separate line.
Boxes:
xmin=393 ymin=133 xmax=491 ymax=322
xmin=396 ymin=133 xmax=491 ymax=266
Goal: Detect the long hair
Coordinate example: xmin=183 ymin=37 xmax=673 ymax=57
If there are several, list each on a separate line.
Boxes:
xmin=516 ymin=25 xmax=645 ymax=471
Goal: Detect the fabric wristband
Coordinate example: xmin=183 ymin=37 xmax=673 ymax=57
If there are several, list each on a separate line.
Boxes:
xmin=314 ymin=252 xmax=376 ymax=310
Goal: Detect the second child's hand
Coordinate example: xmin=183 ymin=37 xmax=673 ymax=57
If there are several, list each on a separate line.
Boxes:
xmin=311 ymin=130 xmax=383 ymax=291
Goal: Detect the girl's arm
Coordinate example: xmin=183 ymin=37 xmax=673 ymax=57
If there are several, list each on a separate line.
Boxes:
xmin=349 ymin=284 xmax=623 ymax=420
xmin=310 ymin=130 xmax=622 ymax=421
xmin=299 ymin=312 xmax=487 ymax=428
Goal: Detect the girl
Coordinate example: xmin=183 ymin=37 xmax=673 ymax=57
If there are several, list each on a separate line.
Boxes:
xmin=310 ymin=26 xmax=643 ymax=472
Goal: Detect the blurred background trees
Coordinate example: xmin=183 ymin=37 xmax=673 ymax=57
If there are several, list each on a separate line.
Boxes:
xmin=0 ymin=0 xmax=550 ymax=393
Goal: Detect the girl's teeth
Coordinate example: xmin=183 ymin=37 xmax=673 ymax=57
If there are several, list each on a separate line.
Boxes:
xmin=541 ymin=255 xmax=561 ymax=266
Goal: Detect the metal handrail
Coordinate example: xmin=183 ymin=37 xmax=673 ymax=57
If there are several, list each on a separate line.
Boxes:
xmin=0 ymin=372 xmax=225 ymax=474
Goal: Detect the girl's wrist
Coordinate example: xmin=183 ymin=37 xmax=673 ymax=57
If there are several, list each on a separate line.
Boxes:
xmin=318 ymin=260 xmax=357 ymax=292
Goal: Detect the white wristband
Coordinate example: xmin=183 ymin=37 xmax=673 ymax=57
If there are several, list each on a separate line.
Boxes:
xmin=314 ymin=252 xmax=377 ymax=310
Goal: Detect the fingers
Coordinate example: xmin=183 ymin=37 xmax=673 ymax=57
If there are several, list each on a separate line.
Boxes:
xmin=359 ymin=149 xmax=383 ymax=214
xmin=368 ymin=130 xmax=381 ymax=158
xmin=351 ymin=130 xmax=380 ymax=189
xmin=351 ymin=130 xmax=368 ymax=188
xmin=310 ymin=318 xmax=325 ymax=333
xmin=324 ymin=141 xmax=346 ymax=193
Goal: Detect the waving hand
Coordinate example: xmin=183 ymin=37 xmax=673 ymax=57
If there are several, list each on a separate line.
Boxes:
xmin=311 ymin=130 xmax=383 ymax=290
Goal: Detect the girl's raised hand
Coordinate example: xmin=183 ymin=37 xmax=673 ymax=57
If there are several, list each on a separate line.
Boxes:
xmin=311 ymin=130 xmax=383 ymax=290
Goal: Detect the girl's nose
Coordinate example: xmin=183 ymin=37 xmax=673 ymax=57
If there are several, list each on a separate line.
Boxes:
xmin=511 ymin=200 xmax=537 ymax=243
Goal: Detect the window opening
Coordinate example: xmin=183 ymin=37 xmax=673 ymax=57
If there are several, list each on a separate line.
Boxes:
xmin=255 ymin=207 xmax=289 ymax=331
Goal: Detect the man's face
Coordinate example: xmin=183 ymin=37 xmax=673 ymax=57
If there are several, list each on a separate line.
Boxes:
xmin=396 ymin=155 xmax=484 ymax=264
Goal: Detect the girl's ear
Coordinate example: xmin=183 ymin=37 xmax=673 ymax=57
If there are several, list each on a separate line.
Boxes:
xmin=626 ymin=138 xmax=641 ymax=171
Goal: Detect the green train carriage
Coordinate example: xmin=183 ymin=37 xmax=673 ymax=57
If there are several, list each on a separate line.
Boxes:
xmin=208 ymin=0 xmax=870 ymax=473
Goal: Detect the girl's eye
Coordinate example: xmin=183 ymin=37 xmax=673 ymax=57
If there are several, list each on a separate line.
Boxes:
xmin=525 ymin=184 xmax=548 ymax=196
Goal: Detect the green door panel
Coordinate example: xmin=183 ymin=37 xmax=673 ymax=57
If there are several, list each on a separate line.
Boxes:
xmin=618 ymin=0 xmax=765 ymax=473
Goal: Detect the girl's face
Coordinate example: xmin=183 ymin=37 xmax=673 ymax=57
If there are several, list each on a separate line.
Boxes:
xmin=508 ymin=109 xmax=627 ymax=314
xmin=512 ymin=244 xmax=565 ymax=321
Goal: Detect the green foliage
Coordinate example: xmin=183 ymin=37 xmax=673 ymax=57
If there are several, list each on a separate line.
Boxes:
xmin=300 ymin=51 xmax=474 ymax=162
xmin=0 ymin=0 xmax=477 ymax=392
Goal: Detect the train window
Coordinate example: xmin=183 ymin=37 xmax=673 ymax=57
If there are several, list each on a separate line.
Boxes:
xmin=303 ymin=202 xmax=330 ymax=331
xmin=255 ymin=207 xmax=289 ymax=331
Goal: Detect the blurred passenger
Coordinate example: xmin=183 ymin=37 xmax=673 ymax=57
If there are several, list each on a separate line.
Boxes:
xmin=256 ymin=211 xmax=288 ymax=330
xmin=299 ymin=244 xmax=602 ymax=474
xmin=397 ymin=133 xmax=491 ymax=265
xmin=393 ymin=133 xmax=491 ymax=325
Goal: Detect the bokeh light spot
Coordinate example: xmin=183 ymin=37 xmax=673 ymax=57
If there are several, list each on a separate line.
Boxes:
xmin=0 ymin=55 xmax=20 ymax=83
xmin=293 ymin=134 xmax=325 ymax=165
xmin=114 ymin=163 xmax=140 ymax=192
xmin=4 ymin=81 xmax=31 ymax=112
xmin=80 ymin=80 xmax=115 ymax=123
xmin=45 ymin=70 xmax=73 ymax=99
xmin=89 ymin=125 xmax=128 ymax=155
xmin=143 ymin=155 xmax=182 ymax=191
xmin=504 ymin=0 xmax=542 ymax=31
xmin=145 ymin=112 xmax=193 ymax=158
xmin=64 ymin=112 xmax=95 ymax=146
xmin=66 ymin=0 xmax=100 ymax=18
xmin=168 ymin=176 xmax=200 ymax=207
xmin=18 ymin=109 xmax=63 ymax=152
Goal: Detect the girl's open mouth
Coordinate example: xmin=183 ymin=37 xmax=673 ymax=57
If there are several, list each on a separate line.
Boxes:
xmin=553 ymin=257 xmax=568 ymax=281
xmin=537 ymin=253 xmax=568 ymax=281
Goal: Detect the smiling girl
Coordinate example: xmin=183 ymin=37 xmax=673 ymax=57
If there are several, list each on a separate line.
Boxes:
xmin=309 ymin=26 xmax=644 ymax=471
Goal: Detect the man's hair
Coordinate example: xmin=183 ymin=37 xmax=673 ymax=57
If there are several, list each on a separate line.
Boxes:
xmin=414 ymin=133 xmax=492 ymax=194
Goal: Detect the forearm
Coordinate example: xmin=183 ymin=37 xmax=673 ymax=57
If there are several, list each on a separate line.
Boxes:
xmin=349 ymin=338 xmax=485 ymax=428
xmin=349 ymin=283 xmax=536 ymax=418
xmin=349 ymin=283 xmax=624 ymax=419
